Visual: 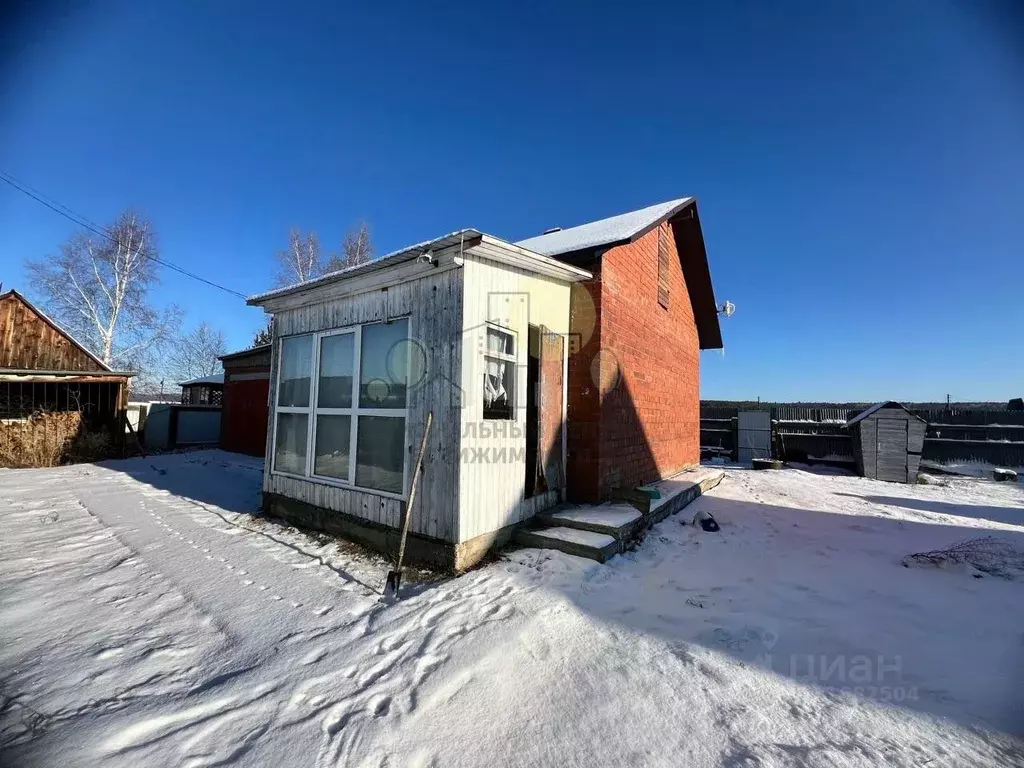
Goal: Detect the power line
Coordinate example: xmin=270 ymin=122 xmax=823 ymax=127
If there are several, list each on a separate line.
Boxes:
xmin=0 ymin=169 xmax=248 ymax=299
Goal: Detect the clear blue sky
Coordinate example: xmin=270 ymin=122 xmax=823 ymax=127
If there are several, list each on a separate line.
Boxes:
xmin=1 ymin=1 xmax=1022 ymax=402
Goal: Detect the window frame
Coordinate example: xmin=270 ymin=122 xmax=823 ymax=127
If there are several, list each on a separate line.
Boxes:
xmin=270 ymin=319 xmax=411 ymax=500
xmin=482 ymin=323 xmax=517 ymax=421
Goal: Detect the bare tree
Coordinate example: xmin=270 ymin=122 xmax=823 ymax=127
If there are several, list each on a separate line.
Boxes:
xmin=165 ymin=322 xmax=227 ymax=383
xmin=26 ymin=210 xmax=181 ymax=370
xmin=326 ymin=222 xmax=374 ymax=273
xmin=275 ymin=228 xmax=323 ymax=287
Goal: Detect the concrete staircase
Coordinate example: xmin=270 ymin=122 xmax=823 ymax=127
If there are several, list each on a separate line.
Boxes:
xmin=514 ymin=467 xmax=725 ymax=563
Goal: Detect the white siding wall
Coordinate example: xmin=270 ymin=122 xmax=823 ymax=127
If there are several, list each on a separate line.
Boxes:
xmin=458 ymin=254 xmax=571 ymax=543
xmin=264 ymin=267 xmax=463 ymax=542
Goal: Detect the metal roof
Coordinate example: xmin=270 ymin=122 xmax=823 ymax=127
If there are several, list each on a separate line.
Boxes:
xmin=247 ymin=229 xmax=481 ymax=304
xmin=178 ymin=373 xmax=225 ymax=387
xmin=515 ymin=198 xmax=694 ymax=256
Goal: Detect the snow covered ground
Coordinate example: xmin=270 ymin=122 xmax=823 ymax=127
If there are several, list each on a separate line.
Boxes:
xmin=1 ymin=452 xmax=1022 ymax=767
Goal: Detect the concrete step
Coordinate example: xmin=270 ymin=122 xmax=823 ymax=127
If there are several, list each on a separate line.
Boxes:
xmin=648 ymin=467 xmax=725 ymax=524
xmin=514 ymin=526 xmax=619 ymax=563
xmin=540 ymin=503 xmax=645 ymax=543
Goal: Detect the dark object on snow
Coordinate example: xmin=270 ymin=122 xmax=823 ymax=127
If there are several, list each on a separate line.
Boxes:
xmin=752 ymin=458 xmax=782 ymax=470
xmin=902 ymin=536 xmax=1023 ymax=578
xmin=993 ymin=468 xmax=1017 ymax=482
xmin=384 ymin=411 xmax=432 ymax=600
xmin=1008 ymin=398 xmax=1024 ymax=412
xmin=692 ymin=509 xmax=720 ymax=532
xmin=845 ymin=402 xmax=926 ymax=484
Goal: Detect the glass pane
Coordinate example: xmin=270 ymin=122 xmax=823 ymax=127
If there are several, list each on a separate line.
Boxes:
xmin=483 ymin=356 xmax=515 ymax=420
xmin=278 ymin=335 xmax=313 ymax=407
xmin=360 ymin=319 xmax=409 ymax=409
xmin=355 ymin=416 xmax=406 ymax=494
xmin=314 ymin=414 xmax=351 ymax=479
xmin=318 ymin=333 xmax=354 ymax=408
xmin=487 ymin=327 xmax=513 ymax=356
xmin=274 ymin=413 xmax=308 ymax=474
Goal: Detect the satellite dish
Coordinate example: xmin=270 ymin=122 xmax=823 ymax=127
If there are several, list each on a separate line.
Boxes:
xmin=718 ymin=300 xmax=736 ymax=318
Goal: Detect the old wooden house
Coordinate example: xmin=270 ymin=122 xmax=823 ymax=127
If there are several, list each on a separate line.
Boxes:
xmin=845 ymin=402 xmax=926 ymax=483
xmin=248 ymin=199 xmax=723 ymax=571
xmin=0 ymin=289 xmax=132 ymax=467
xmin=220 ymin=345 xmax=271 ymax=456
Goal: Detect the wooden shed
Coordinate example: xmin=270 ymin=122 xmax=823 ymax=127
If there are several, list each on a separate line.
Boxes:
xmin=219 ymin=345 xmax=271 ymax=456
xmin=179 ymin=373 xmax=224 ymax=405
xmin=845 ymin=402 xmax=926 ymax=483
xmin=0 ymin=289 xmax=132 ymax=467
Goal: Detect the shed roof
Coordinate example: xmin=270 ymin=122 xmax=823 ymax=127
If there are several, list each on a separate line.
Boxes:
xmin=220 ymin=344 xmax=271 ymax=362
xmin=845 ymin=401 xmax=926 ymax=427
xmin=247 ymin=230 xmax=591 ymax=306
xmin=515 ymin=198 xmax=693 ymax=256
xmin=179 ymin=373 xmax=225 ymax=387
xmin=0 ymin=289 xmax=114 ymax=372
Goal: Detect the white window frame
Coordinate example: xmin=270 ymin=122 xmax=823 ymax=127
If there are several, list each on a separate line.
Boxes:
xmin=270 ymin=318 xmax=411 ymax=500
xmin=483 ymin=322 xmax=517 ymax=420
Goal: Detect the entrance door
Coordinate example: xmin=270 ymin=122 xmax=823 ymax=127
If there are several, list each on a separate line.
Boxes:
xmin=876 ymin=418 xmax=908 ymax=482
xmin=525 ymin=326 xmax=565 ymax=498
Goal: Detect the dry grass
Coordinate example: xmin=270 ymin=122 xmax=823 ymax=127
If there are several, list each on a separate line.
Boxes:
xmin=0 ymin=411 xmax=113 ymax=468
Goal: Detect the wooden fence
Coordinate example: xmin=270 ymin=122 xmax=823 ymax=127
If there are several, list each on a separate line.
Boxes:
xmin=701 ymin=404 xmax=1024 ymax=468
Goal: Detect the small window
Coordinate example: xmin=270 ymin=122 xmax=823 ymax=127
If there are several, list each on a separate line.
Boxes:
xmin=483 ymin=326 xmax=515 ymax=420
xmin=657 ymin=226 xmax=670 ymax=309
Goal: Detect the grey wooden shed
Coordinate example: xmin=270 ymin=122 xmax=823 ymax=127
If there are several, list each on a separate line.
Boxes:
xmin=845 ymin=402 xmax=926 ymax=483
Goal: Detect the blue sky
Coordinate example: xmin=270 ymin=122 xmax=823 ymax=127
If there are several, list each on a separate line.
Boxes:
xmin=1 ymin=1 xmax=1022 ymax=401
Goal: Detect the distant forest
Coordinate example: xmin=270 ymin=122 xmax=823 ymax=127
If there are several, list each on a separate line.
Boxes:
xmin=702 ymin=400 xmax=1019 ymax=411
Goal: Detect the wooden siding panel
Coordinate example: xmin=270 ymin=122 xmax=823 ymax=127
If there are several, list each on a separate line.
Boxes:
xmin=0 ymin=293 xmax=105 ymax=372
xmin=458 ymin=255 xmax=572 ymax=543
xmin=266 ymin=270 xmax=463 ymax=542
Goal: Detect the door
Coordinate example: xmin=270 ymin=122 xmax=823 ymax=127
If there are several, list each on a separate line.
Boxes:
xmin=738 ymin=410 xmax=772 ymax=463
xmin=525 ymin=326 xmax=565 ymax=498
xmin=876 ymin=418 xmax=908 ymax=482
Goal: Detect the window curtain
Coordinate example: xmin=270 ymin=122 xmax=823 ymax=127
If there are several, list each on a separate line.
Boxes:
xmin=485 ymin=330 xmax=509 ymax=406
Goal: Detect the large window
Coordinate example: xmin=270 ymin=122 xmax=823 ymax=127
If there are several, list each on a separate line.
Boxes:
xmin=272 ymin=318 xmax=411 ymax=496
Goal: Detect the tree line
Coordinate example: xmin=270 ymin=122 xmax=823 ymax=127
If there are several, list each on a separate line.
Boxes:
xmin=25 ymin=210 xmax=373 ymax=395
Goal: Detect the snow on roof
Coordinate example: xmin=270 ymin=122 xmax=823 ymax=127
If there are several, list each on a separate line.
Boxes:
xmin=248 ymin=229 xmax=481 ymax=304
xmin=179 ymin=373 xmax=225 ymax=387
xmin=515 ymin=197 xmax=694 ymax=257
xmin=845 ymin=401 xmax=925 ymax=427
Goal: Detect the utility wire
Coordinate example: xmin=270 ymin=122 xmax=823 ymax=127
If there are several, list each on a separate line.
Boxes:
xmin=0 ymin=169 xmax=248 ymax=299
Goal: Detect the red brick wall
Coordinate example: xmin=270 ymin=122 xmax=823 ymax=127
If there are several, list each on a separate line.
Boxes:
xmin=565 ymin=222 xmax=701 ymax=501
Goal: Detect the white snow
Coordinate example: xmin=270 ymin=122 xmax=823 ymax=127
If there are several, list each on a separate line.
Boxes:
xmin=178 ymin=373 xmax=225 ymax=386
xmin=2 ymin=452 xmax=1023 ymax=767
xmin=516 ymin=198 xmax=693 ymax=256
xmin=547 ymin=503 xmax=642 ymax=529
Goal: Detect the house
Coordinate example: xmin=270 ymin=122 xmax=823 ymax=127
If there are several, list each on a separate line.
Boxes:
xmin=179 ymin=373 xmax=224 ymax=405
xmin=846 ymin=402 xmax=926 ymax=483
xmin=219 ymin=345 xmax=271 ymax=456
xmin=248 ymin=198 xmax=722 ymax=571
xmin=0 ymin=289 xmax=132 ymax=467
xmin=517 ymin=198 xmax=722 ymax=500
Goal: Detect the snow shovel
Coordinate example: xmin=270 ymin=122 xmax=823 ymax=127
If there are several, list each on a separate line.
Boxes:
xmin=384 ymin=411 xmax=432 ymax=600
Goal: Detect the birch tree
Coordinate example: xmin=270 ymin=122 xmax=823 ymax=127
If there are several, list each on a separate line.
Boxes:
xmin=274 ymin=228 xmax=322 ymax=287
xmin=326 ymin=221 xmax=373 ymax=272
xmin=165 ymin=322 xmax=227 ymax=383
xmin=26 ymin=210 xmax=181 ymax=371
